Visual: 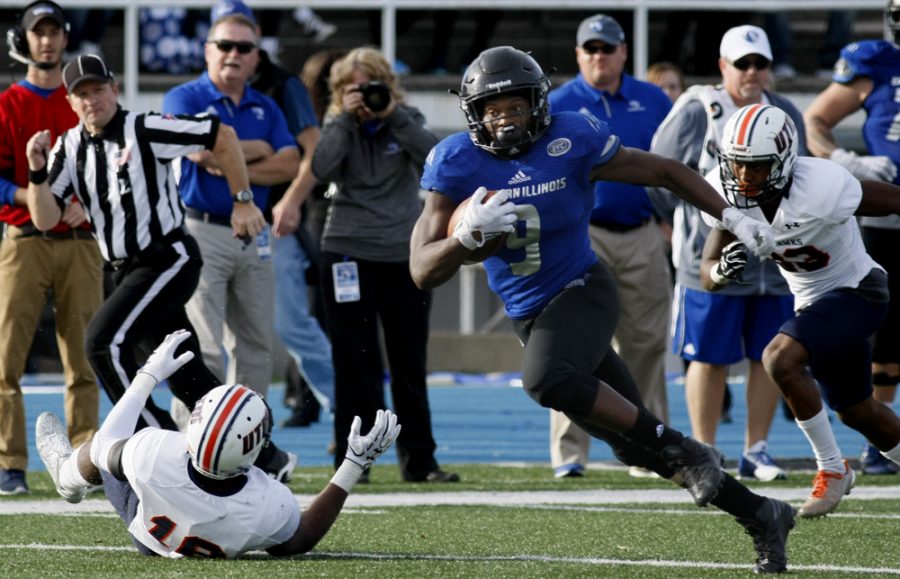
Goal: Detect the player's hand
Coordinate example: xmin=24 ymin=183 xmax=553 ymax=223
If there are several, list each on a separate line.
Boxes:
xmin=711 ymin=241 xmax=748 ymax=285
xmin=452 ymin=187 xmax=517 ymax=250
xmin=830 ymin=148 xmax=898 ymax=182
xmin=138 ymin=329 xmax=195 ymax=384
xmin=344 ymin=409 xmax=401 ymax=468
xmin=721 ymin=207 xmax=776 ymax=258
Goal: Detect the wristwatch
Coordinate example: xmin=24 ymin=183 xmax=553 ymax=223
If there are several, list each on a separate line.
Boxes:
xmin=232 ymin=189 xmax=253 ymax=204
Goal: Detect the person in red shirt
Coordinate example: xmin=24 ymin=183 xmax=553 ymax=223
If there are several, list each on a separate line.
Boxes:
xmin=0 ymin=1 xmax=103 ymax=495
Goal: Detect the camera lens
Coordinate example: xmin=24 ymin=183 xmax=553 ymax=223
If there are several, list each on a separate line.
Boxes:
xmin=359 ymin=81 xmax=391 ymax=113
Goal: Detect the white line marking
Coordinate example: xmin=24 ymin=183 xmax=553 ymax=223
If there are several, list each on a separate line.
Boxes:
xmin=2 ymin=544 xmax=899 ymax=574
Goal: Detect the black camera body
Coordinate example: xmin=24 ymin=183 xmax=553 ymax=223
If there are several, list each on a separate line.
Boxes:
xmin=359 ymin=81 xmax=391 ymax=113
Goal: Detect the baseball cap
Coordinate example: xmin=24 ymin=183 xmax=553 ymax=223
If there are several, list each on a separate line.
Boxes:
xmin=719 ymin=25 xmax=773 ymax=62
xmin=21 ymin=1 xmax=66 ymax=32
xmin=211 ymin=1 xmax=256 ymax=25
xmin=63 ymin=54 xmax=114 ymax=92
xmin=576 ymin=14 xmax=625 ymax=47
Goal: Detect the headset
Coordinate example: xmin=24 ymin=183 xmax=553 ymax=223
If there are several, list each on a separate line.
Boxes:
xmin=7 ymin=0 xmax=69 ymax=70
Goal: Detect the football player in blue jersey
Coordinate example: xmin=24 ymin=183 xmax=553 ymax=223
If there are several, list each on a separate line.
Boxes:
xmin=804 ymin=0 xmax=900 ymax=476
xmin=410 ymin=46 xmax=794 ymax=574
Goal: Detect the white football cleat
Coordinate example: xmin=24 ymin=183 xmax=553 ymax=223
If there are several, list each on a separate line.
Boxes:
xmin=35 ymin=412 xmax=86 ymax=504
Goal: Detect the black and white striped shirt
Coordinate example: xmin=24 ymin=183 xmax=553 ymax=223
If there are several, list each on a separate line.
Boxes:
xmin=47 ymin=107 xmax=219 ymax=261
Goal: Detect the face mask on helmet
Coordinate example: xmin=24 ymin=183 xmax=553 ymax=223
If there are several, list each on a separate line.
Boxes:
xmin=718 ymin=104 xmax=798 ymax=209
xmin=457 ymin=46 xmax=552 ymax=157
xmin=888 ymin=0 xmax=900 ymax=44
xmin=186 ymin=384 xmax=272 ymax=480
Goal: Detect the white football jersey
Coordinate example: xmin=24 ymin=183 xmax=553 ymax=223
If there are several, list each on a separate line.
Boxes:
xmin=122 ymin=429 xmax=300 ymax=558
xmin=705 ymin=157 xmax=881 ymax=311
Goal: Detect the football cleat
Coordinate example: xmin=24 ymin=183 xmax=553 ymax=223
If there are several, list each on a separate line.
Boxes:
xmin=35 ymin=412 xmax=84 ymax=503
xmin=736 ymin=497 xmax=796 ymax=574
xmin=660 ymin=437 xmax=725 ymax=507
xmin=798 ymin=460 xmax=855 ymax=518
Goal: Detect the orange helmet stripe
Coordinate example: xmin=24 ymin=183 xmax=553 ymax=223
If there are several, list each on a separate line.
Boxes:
xmin=735 ymin=103 xmax=764 ymax=146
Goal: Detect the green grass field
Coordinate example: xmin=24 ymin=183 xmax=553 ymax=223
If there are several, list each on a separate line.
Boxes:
xmin=4 ymin=464 xmax=900 ymax=577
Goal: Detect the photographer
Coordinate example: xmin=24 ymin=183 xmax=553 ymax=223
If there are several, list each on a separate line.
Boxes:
xmin=311 ymin=47 xmax=458 ymax=484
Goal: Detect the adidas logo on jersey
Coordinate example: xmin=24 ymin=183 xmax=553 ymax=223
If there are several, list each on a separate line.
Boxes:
xmin=508 ymin=171 xmax=531 ymax=185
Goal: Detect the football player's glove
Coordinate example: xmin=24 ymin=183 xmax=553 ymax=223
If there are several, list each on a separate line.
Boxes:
xmin=138 ymin=329 xmax=195 ymax=384
xmin=830 ymin=148 xmax=898 ymax=182
xmin=345 ymin=409 xmax=401 ymax=469
xmin=452 ymin=187 xmax=517 ymax=250
xmin=721 ymin=208 xmax=776 ymax=258
xmin=710 ymin=241 xmax=748 ymax=285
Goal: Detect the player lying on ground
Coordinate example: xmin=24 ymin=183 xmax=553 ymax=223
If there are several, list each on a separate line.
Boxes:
xmin=36 ymin=329 xmax=400 ymax=558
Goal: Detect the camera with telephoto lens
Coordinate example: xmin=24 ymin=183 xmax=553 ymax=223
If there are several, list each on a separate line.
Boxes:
xmin=358 ymin=81 xmax=391 ymax=113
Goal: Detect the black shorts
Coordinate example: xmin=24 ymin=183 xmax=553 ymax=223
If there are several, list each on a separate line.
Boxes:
xmin=780 ymin=280 xmax=888 ymax=411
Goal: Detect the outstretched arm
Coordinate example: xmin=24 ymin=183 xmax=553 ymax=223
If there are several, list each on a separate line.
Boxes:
xmin=593 ymin=147 xmax=775 ymax=257
xmin=90 ymin=331 xmax=195 ymax=475
xmin=267 ymin=410 xmax=401 ymax=556
xmin=857 ymin=180 xmax=900 ymax=216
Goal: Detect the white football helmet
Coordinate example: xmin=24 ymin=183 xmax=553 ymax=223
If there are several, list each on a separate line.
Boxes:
xmin=718 ymin=104 xmax=798 ymax=208
xmin=186 ymin=384 xmax=272 ymax=480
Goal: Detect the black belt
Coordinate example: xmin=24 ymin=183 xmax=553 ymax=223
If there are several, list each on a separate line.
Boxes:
xmin=185 ymin=207 xmax=231 ymax=227
xmin=3 ymin=222 xmax=93 ymax=241
xmin=108 ymin=227 xmax=187 ymax=271
xmin=590 ymin=218 xmax=651 ymax=233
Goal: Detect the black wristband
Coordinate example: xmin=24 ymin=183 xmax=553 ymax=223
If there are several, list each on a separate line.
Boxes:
xmin=28 ymin=166 xmax=48 ymax=185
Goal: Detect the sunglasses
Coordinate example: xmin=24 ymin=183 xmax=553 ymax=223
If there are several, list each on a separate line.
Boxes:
xmin=582 ymin=43 xmax=618 ymax=55
xmin=208 ymin=40 xmax=257 ymax=55
xmin=730 ymin=56 xmax=771 ymax=71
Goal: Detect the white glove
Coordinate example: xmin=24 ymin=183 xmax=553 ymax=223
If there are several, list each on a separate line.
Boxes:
xmin=721 ymin=207 xmax=776 ymax=258
xmin=452 ymin=187 xmax=517 ymax=250
xmin=137 ymin=329 xmax=195 ymax=384
xmin=830 ymin=148 xmax=898 ymax=182
xmin=344 ymin=409 xmax=402 ymax=469
xmin=709 ymin=241 xmax=748 ymax=285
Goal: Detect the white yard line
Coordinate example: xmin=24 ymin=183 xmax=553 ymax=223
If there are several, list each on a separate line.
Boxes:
xmin=2 ymin=543 xmax=899 ymax=574
xmin=3 ymin=485 xmax=900 ymax=514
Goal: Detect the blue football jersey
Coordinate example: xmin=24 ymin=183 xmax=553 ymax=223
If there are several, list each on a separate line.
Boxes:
xmin=421 ymin=111 xmax=620 ymax=319
xmin=834 ymin=40 xmax=900 ymax=183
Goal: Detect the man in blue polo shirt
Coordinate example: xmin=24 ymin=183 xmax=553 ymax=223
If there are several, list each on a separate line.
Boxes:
xmin=162 ymin=13 xmax=299 ymax=426
xmin=547 ymin=14 xmax=673 ymax=479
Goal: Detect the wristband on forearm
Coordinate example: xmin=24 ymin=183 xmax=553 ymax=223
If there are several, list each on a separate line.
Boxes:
xmin=29 ymin=166 xmax=47 ymax=185
xmin=329 ymin=460 xmax=365 ymax=493
xmin=709 ymin=263 xmax=730 ymax=286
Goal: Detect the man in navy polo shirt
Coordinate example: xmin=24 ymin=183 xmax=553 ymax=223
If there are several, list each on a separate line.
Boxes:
xmin=547 ymin=14 xmax=673 ymax=479
xmin=161 ymin=12 xmax=299 ymax=452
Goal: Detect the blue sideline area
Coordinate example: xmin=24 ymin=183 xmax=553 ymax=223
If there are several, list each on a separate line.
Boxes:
xmin=21 ymin=373 xmax=879 ymax=472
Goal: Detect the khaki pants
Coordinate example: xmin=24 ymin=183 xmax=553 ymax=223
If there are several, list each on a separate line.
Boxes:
xmin=0 ymin=231 xmax=103 ymax=470
xmin=550 ymin=221 xmax=671 ymax=468
xmin=185 ymin=219 xmax=275 ymax=397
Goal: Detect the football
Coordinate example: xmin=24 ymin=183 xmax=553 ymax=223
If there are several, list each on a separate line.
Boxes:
xmin=447 ymin=193 xmax=509 ymax=264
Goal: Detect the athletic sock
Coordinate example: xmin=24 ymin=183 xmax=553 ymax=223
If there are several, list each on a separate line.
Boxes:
xmin=710 ymin=474 xmax=765 ymax=519
xmin=880 ymin=441 xmax=900 ymax=467
xmin=625 ymin=407 xmax=684 ymax=452
xmin=58 ymin=450 xmax=90 ymax=494
xmin=795 ymin=407 xmax=844 ymax=472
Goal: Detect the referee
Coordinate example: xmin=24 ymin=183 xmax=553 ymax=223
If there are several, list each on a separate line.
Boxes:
xmin=25 ymin=55 xmax=295 ymax=482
